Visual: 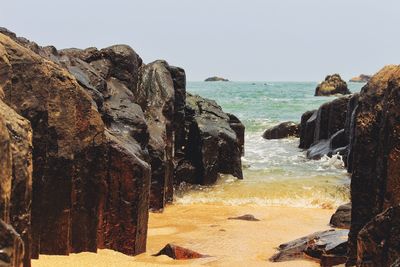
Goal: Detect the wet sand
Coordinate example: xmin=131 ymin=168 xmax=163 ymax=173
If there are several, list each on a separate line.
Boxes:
xmin=32 ymin=204 xmax=334 ymax=267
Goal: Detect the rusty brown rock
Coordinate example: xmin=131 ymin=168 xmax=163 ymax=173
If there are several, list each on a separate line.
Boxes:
xmin=153 ymin=243 xmax=208 ymax=259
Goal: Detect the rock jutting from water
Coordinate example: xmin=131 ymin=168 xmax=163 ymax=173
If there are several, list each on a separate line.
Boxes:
xmin=0 ymin=28 xmax=244 ymax=266
xmin=262 ymin=121 xmax=299 ymax=139
xmin=349 ymin=74 xmax=371 ymax=83
xmin=204 ymin=76 xmax=229 ymax=82
xmin=315 ymin=74 xmax=351 ymax=96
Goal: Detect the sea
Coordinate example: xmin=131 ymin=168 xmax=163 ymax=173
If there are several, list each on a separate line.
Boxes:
xmin=175 ymin=81 xmax=364 ymax=209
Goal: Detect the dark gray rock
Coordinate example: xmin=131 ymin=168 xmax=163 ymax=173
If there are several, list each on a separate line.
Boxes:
xmin=262 ymin=121 xmax=299 ymax=139
xmin=330 ymin=203 xmax=351 ymax=229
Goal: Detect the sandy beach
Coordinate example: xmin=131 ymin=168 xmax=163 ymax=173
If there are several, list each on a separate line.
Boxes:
xmin=32 ymin=204 xmax=334 ymax=267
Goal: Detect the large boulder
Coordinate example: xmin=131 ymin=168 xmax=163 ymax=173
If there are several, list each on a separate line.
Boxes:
xmin=262 ymin=121 xmax=299 ymax=139
xmin=175 ymin=94 xmax=243 ymax=185
xmin=330 ymin=203 xmax=351 ymax=229
xmin=299 ymin=110 xmax=317 ymax=149
xmin=347 ymin=65 xmax=400 ymax=264
xmin=315 ymin=74 xmax=351 ymax=96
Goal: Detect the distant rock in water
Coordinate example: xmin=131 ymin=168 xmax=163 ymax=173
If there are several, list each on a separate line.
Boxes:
xmin=205 ymin=76 xmax=229 ymax=82
xmin=349 ymin=74 xmax=371 ymax=83
xmin=315 ymin=74 xmax=351 ymax=96
xmin=262 ymin=121 xmax=299 ymax=139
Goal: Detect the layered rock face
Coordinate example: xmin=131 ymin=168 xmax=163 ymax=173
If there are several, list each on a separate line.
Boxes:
xmin=315 ymin=74 xmax=351 ymax=96
xmin=0 ymin=28 xmax=244 ymax=266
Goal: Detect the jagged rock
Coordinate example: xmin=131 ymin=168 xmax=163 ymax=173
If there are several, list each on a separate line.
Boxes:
xmin=315 ymin=74 xmax=351 ymax=96
xmin=347 ymin=65 xmax=400 ymax=264
xmin=330 ymin=203 xmax=351 ymax=229
xmin=0 ymin=219 xmax=24 ymax=267
xmin=175 ymin=94 xmax=243 ymax=185
xmin=153 ymin=243 xmax=208 ymax=259
xmin=344 ymin=93 xmax=359 ymax=171
xmin=228 ymin=214 xmax=260 ymax=221
xmin=204 ymin=76 xmax=228 ymax=82
xmin=228 ymin=114 xmax=245 ymax=155
xmin=349 ymin=74 xmax=371 ymax=83
xmin=299 ymin=110 xmax=317 ymax=149
xmin=262 ymin=121 xmax=299 ymax=139
xmin=357 ymin=206 xmax=400 ymax=267
xmin=270 ymin=229 xmax=348 ymax=264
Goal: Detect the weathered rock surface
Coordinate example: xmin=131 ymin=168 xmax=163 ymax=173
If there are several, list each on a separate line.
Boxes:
xmin=0 ymin=31 xmax=151 ymax=259
xmin=204 ymin=76 xmax=228 ymax=82
xmin=270 ymin=229 xmax=348 ymax=265
xmin=315 ymin=74 xmax=351 ymax=96
xmin=356 ymin=205 xmax=400 ymax=267
xmin=0 ymin=100 xmax=33 ymax=267
xmin=347 ymin=65 xmax=400 ymax=264
xmin=153 ymin=244 xmax=208 ymax=259
xmin=299 ymin=110 xmax=317 ymax=149
xmin=175 ymin=94 xmax=243 ymax=185
xmin=0 ymin=219 xmax=24 ymax=267
xmin=262 ymin=121 xmax=299 ymax=139
xmin=349 ymin=74 xmax=371 ymax=83
xmin=330 ymin=203 xmax=351 ymax=229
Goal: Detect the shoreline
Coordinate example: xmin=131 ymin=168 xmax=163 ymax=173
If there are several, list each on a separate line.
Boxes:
xmin=32 ymin=203 xmax=334 ymax=267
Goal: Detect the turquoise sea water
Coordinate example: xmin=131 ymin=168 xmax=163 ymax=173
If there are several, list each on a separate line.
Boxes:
xmin=175 ymin=81 xmax=364 ymax=208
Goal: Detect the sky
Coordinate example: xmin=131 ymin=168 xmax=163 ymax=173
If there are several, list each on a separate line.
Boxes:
xmin=2 ymin=0 xmax=399 ymax=81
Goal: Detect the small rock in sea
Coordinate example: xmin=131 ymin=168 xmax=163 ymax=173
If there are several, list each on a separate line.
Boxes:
xmin=262 ymin=121 xmax=299 ymax=140
xmin=228 ymin=214 xmax=260 ymax=221
xmin=315 ymin=74 xmax=350 ymax=96
xmin=153 ymin=243 xmax=209 ymax=259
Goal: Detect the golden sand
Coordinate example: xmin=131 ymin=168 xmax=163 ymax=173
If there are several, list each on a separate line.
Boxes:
xmin=32 ymin=204 xmax=335 ymax=267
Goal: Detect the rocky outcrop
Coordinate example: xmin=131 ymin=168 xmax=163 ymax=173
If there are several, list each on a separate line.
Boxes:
xmin=0 ymin=28 xmax=245 ymax=265
xmin=270 ymin=229 xmax=348 ymax=265
xmin=262 ymin=121 xmax=299 ymax=139
xmin=175 ymin=94 xmax=243 ymax=185
xmin=204 ymin=76 xmax=229 ymax=82
xmin=299 ymin=110 xmax=317 ymax=149
xmin=0 ymin=31 xmax=151 ymax=259
xmin=349 ymin=74 xmax=371 ymax=83
xmin=347 ymin=65 xmax=400 ymax=265
xmin=315 ymin=74 xmax=351 ymax=96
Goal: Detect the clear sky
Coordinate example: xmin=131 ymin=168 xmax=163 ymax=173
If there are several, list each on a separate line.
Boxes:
xmin=2 ymin=0 xmax=399 ymax=81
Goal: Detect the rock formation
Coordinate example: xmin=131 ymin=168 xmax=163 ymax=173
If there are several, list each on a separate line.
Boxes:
xmin=262 ymin=121 xmax=299 ymax=139
xmin=349 ymin=74 xmax=371 ymax=83
xmin=0 ymin=28 xmax=244 ymax=266
xmin=315 ymin=74 xmax=351 ymax=96
xmin=299 ymin=65 xmax=400 ymax=266
xmin=153 ymin=243 xmax=208 ymax=259
xmin=204 ymin=76 xmax=229 ymax=82
xmin=174 ymin=94 xmax=243 ymax=185
xmin=329 ymin=203 xmax=351 ymax=229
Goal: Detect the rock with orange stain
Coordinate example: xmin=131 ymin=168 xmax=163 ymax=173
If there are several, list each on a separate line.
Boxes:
xmin=153 ymin=244 xmax=208 ymax=260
